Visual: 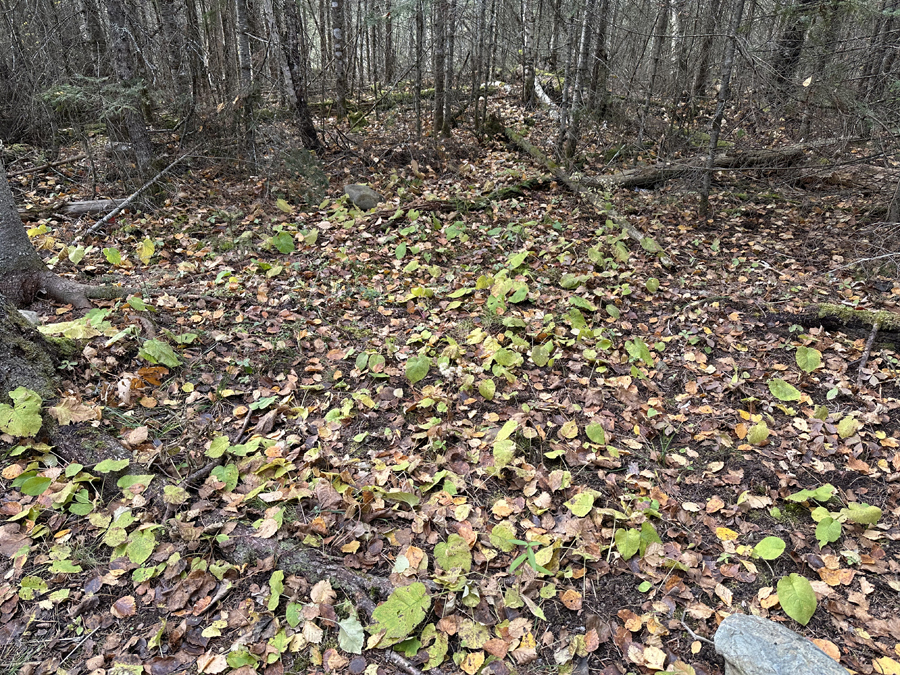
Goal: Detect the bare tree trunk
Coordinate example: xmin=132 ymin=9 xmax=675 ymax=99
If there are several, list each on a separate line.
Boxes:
xmin=691 ymin=0 xmax=721 ymax=100
xmin=699 ymin=0 xmax=745 ymax=221
xmin=332 ymin=0 xmax=347 ymax=118
xmin=284 ymin=0 xmax=323 ymax=150
xmin=562 ymin=0 xmax=596 ymax=158
xmin=385 ymin=0 xmax=394 ymax=82
xmin=522 ymin=0 xmax=536 ymax=107
xmin=443 ymin=0 xmax=455 ymax=132
xmin=104 ymin=0 xmax=154 ymax=176
xmin=588 ymin=0 xmax=609 ymax=111
xmin=415 ymin=0 xmax=424 ymax=139
xmin=770 ymin=0 xmax=817 ymax=98
xmin=638 ymin=0 xmax=669 ymax=145
xmin=433 ymin=0 xmax=447 ymax=135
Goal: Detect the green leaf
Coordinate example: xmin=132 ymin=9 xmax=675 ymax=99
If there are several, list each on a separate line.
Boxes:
xmin=531 ymin=343 xmax=550 ymax=367
xmin=645 ymin=277 xmax=660 ymax=293
xmin=494 ymin=348 xmax=521 ymax=367
xmin=585 ymin=423 xmax=606 ymax=445
xmin=837 ymin=416 xmax=859 ymax=439
xmin=126 ymin=528 xmax=157 ymax=565
xmin=637 ymin=581 xmax=653 ymax=592
xmin=795 ymin=346 xmax=821 ymax=373
xmin=777 ymin=573 xmax=817 ymax=625
xmin=507 ymin=250 xmax=530 ymax=269
xmin=271 ymin=231 xmax=295 ymax=254
xmin=338 ymin=615 xmax=365 ymax=654
xmin=275 ymin=198 xmax=293 ymax=213
xmin=20 ymin=476 xmax=52 ymax=497
xmin=138 ymin=339 xmax=181 ymax=368
xmin=752 ymin=536 xmax=786 ymax=560
xmin=286 ymin=602 xmax=302 ymax=627
xmin=639 ymin=521 xmax=662 ymax=555
xmin=564 ymin=492 xmax=595 ymax=517
xmin=405 ymin=355 xmax=431 ymax=385
xmin=368 ymin=582 xmax=431 ymax=648
xmin=395 ymin=242 xmax=407 ymax=259
xmin=843 ymin=503 xmax=882 ymax=525
xmin=268 ymin=570 xmax=284 ymax=611
xmin=625 ymin=338 xmax=654 ymax=366
xmin=0 ymin=387 xmax=43 ymax=437
xmin=435 ymin=534 xmax=472 ymax=572
xmin=768 ymin=378 xmax=801 ymax=401
xmin=815 ymin=517 xmax=842 ymax=548
xmin=747 ymin=421 xmax=769 ymax=445
xmin=103 ymin=247 xmax=122 ymax=265
xmin=614 ymin=528 xmax=640 ymax=560
xmin=606 ymin=304 xmax=620 ymax=319
xmin=489 ymin=523 xmax=518 ymax=553
xmin=569 ymin=296 xmax=597 ymax=312
xmin=117 ymin=474 xmax=154 ymax=491
xmin=95 ymin=458 xmax=130 ymax=473
xmin=787 ymin=484 xmax=835 ymax=503
xmin=478 ymin=379 xmax=496 ymax=400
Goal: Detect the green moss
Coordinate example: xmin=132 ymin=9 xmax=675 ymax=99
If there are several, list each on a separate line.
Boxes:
xmin=817 ymin=303 xmax=900 ymax=330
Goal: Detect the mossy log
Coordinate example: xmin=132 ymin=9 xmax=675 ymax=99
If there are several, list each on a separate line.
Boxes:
xmin=783 ymin=303 xmax=900 ymax=345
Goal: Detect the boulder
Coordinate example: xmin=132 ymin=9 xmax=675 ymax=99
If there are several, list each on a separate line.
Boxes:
xmin=344 ymin=184 xmax=382 ymax=211
xmin=714 ymin=614 xmax=848 ymax=675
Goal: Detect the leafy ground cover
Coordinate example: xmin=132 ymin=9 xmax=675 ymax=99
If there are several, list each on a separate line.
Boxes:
xmin=2 ymin=104 xmax=900 ymax=675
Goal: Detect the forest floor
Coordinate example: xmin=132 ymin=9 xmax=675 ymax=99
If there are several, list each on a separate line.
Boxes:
xmin=2 ymin=97 xmax=900 ymax=675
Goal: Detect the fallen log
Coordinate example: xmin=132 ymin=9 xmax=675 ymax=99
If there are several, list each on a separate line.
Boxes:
xmin=18 ymin=199 xmax=121 ymax=221
xmin=502 ymin=126 xmax=674 ymax=267
xmin=772 ymin=303 xmax=900 ymax=346
xmin=578 ymin=136 xmax=866 ymax=190
xmin=6 ymin=153 xmax=87 ymax=178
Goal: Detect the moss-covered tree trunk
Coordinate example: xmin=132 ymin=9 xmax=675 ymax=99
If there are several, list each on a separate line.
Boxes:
xmin=0 ymin=292 xmax=59 ymax=402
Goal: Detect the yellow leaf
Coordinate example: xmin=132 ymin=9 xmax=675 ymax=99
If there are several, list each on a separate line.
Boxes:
xmin=716 ymin=527 xmax=739 ymax=541
xmin=873 ymin=657 xmax=900 ymax=675
xmin=559 ymin=419 xmax=578 ymax=439
xmin=460 ymin=651 xmax=485 ymax=675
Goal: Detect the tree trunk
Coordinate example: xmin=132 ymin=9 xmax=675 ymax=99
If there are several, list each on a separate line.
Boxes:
xmin=0 ymin=293 xmax=61 ymax=402
xmin=522 ymin=0 xmax=536 ymax=107
xmin=562 ymin=0 xmax=596 ymax=158
xmin=414 ymin=0 xmax=424 ymax=139
xmin=699 ymin=0 xmax=745 ymax=221
xmin=691 ymin=0 xmax=721 ymax=100
xmin=384 ymin=0 xmax=394 ymax=82
xmin=770 ymin=0 xmax=817 ymax=98
xmin=433 ymin=0 xmax=447 ymax=135
xmin=283 ymin=0 xmax=323 ymax=151
xmin=0 ymin=160 xmax=127 ymax=309
xmin=104 ymin=0 xmax=154 ymax=176
xmin=332 ymin=0 xmax=348 ymax=118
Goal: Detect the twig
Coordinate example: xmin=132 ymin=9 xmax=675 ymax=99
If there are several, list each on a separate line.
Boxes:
xmin=382 ymin=651 xmax=438 ymax=675
xmin=7 ymin=154 xmax=87 ymax=177
xmin=858 ymin=321 xmax=880 ymax=388
xmin=680 ymin=612 xmax=715 ymax=646
xmin=78 ymin=151 xmax=191 ymax=239
xmin=61 ymin=627 xmax=99 ymax=664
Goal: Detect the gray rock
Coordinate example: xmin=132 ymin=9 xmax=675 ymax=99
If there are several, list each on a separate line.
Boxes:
xmin=714 ymin=614 xmax=848 ymax=675
xmin=18 ymin=310 xmax=40 ymax=325
xmin=343 ymin=184 xmax=382 ymax=211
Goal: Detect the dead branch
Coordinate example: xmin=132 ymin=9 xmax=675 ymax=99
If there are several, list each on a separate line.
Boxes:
xmin=502 ymin=125 xmax=674 ymax=267
xmin=7 ymin=154 xmax=87 ymax=177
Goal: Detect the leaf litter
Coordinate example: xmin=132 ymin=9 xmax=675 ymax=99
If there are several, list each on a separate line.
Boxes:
xmin=1 ymin=109 xmax=900 ymax=675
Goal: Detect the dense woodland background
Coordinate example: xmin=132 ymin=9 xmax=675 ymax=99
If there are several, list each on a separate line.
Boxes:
xmin=2 ymin=1 xmax=900 ymax=675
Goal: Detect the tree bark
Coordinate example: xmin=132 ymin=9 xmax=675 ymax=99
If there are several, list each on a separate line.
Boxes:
xmin=699 ymin=0 xmax=745 ymax=221
xmin=104 ymin=0 xmax=154 ymax=176
xmin=332 ymin=0 xmax=348 ymax=119
xmin=0 ymin=160 xmax=130 ymax=309
xmin=283 ymin=0 xmax=323 ymax=151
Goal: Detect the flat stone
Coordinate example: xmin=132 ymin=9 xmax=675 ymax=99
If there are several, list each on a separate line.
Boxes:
xmin=714 ymin=614 xmax=848 ymax=675
xmin=344 ymin=184 xmax=382 ymax=211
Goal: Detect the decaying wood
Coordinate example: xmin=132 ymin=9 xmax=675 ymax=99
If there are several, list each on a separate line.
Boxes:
xmin=858 ymin=321 xmax=880 ymax=387
xmin=6 ymin=154 xmax=87 ymax=178
xmin=18 ymin=199 xmax=122 ymax=221
xmin=578 ymin=146 xmax=805 ymax=189
xmin=577 ymin=136 xmax=868 ymax=190
xmin=778 ymin=303 xmax=900 ymax=346
xmin=502 ymin=126 xmax=674 ymax=267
